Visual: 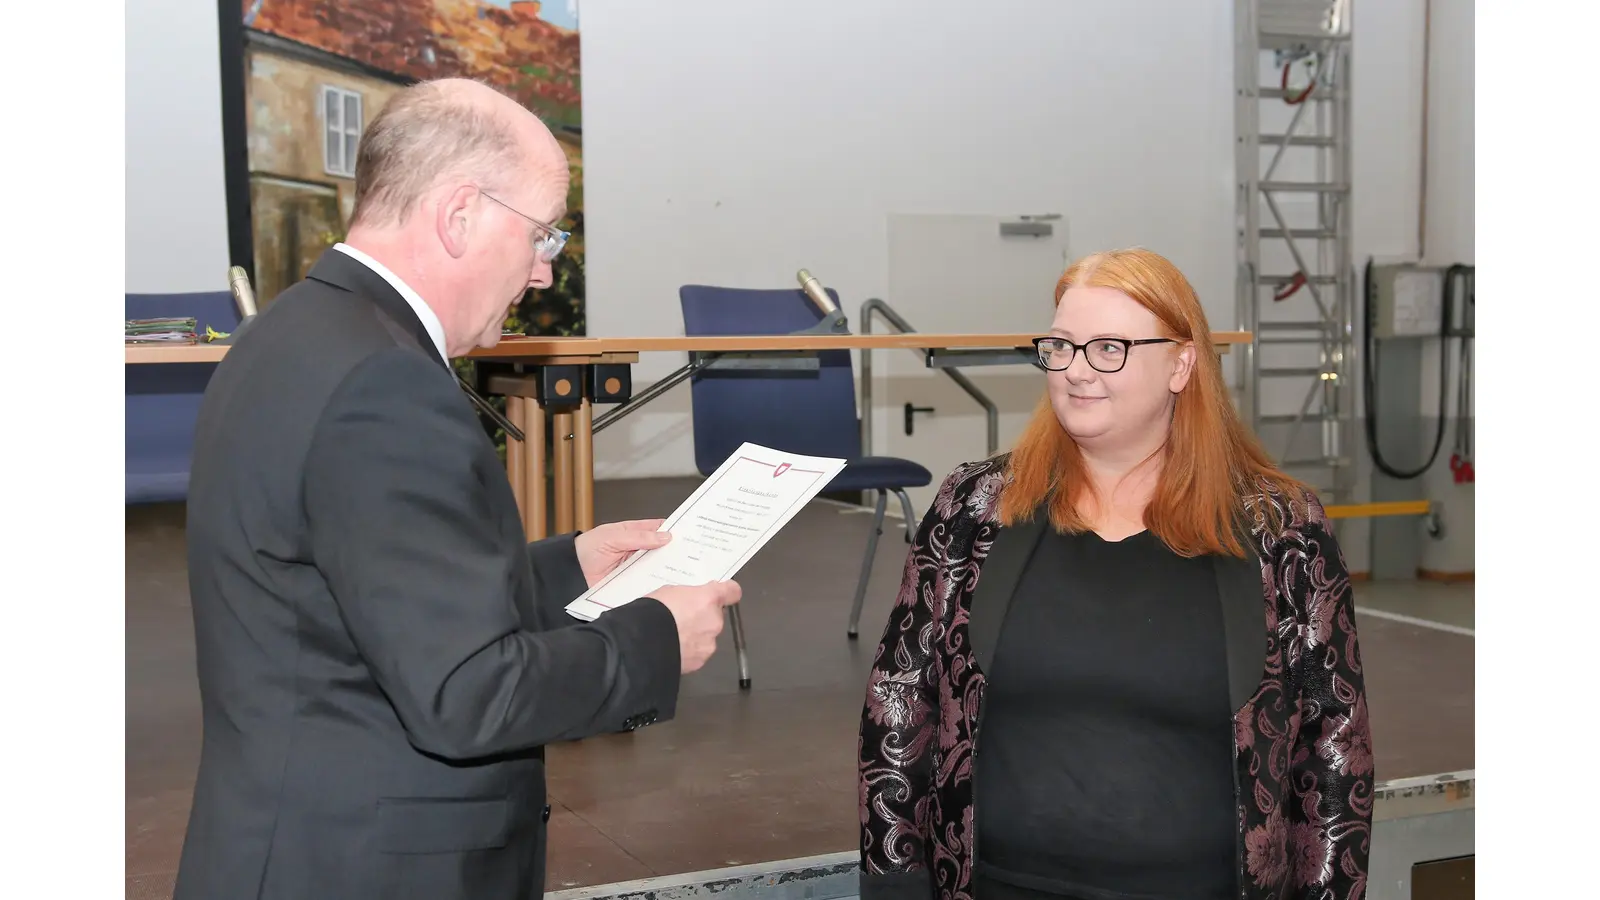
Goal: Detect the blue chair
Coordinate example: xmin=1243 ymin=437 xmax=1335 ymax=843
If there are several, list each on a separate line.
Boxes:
xmin=679 ymin=285 xmax=933 ymax=665
xmin=125 ymin=291 xmax=240 ymax=505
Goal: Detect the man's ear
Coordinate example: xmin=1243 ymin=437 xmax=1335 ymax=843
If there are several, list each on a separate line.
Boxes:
xmin=435 ymin=185 xmax=478 ymax=259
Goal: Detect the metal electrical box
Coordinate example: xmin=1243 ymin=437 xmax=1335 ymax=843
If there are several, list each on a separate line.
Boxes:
xmin=1368 ymin=263 xmax=1446 ymax=339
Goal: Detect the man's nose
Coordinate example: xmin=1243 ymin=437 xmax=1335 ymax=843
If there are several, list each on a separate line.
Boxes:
xmin=528 ymin=259 xmax=554 ymax=290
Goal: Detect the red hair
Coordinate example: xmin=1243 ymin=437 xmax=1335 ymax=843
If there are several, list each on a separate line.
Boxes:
xmin=997 ymin=248 xmax=1306 ymax=557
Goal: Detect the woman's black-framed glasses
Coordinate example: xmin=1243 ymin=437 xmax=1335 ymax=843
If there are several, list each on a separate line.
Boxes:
xmin=1032 ymin=336 xmax=1178 ymax=373
xmin=482 ymin=191 xmax=570 ymax=263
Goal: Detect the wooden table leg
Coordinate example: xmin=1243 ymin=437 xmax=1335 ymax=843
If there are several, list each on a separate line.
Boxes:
xmin=505 ymin=396 xmax=526 ymax=519
xmin=573 ymin=398 xmax=594 ymax=532
xmin=552 ymin=410 xmax=575 ymax=533
xmin=521 ymin=399 xmax=547 ymax=540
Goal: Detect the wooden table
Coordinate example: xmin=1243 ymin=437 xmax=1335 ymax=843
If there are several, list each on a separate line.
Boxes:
xmin=127 ymin=331 xmax=1251 ymax=539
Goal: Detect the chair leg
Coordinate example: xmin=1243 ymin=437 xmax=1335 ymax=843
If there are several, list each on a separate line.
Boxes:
xmin=848 ymin=489 xmax=889 ymax=639
xmin=894 ymin=489 xmax=917 ymax=543
xmin=728 ymin=603 xmax=751 ymax=690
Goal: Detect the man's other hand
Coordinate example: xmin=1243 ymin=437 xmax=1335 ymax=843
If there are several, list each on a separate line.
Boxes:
xmin=650 ymin=582 xmax=743 ymax=674
xmin=573 ymin=519 xmax=670 ymax=587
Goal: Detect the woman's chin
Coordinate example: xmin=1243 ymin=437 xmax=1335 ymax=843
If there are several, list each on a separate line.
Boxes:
xmin=1053 ymin=402 xmax=1112 ymax=442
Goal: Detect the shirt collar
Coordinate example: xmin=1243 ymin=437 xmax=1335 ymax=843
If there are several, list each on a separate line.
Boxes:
xmin=332 ymin=242 xmax=449 ymax=366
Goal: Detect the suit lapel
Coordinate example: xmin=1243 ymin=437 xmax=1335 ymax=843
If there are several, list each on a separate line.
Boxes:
xmin=306 ymin=249 xmax=448 ymax=369
xmin=969 ymin=513 xmax=1048 ymax=676
xmin=1214 ymin=545 xmax=1268 ymax=714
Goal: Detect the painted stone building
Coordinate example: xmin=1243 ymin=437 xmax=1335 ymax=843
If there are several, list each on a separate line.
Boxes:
xmin=240 ymin=0 xmax=582 ymax=310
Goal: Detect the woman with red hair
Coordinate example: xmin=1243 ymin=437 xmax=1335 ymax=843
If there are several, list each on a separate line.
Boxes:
xmin=856 ymin=248 xmax=1371 ymax=900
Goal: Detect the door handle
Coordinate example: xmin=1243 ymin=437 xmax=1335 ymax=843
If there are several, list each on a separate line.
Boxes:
xmin=904 ymin=403 xmax=935 ymax=436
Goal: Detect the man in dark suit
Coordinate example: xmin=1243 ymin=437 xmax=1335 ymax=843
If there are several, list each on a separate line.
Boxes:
xmin=174 ymin=78 xmax=741 ymax=900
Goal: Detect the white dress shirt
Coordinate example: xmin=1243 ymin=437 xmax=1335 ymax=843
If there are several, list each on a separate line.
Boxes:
xmin=332 ymin=242 xmax=450 ymax=366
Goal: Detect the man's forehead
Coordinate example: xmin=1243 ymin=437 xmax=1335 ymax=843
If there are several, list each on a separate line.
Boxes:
xmin=531 ymin=163 xmax=569 ymax=220
xmin=542 ymin=179 xmax=569 ymax=222
xmin=505 ymin=175 xmax=563 ymax=222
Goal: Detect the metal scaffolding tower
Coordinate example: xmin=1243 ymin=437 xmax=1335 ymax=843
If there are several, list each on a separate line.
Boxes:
xmin=1234 ymin=0 xmax=1356 ymax=502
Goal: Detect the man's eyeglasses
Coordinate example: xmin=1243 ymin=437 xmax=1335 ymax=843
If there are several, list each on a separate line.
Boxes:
xmin=482 ymin=191 xmax=570 ymax=263
xmin=1032 ymin=336 xmax=1178 ymax=374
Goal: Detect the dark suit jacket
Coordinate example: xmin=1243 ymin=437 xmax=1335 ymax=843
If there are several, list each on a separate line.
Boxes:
xmin=173 ymin=249 xmax=681 ymax=900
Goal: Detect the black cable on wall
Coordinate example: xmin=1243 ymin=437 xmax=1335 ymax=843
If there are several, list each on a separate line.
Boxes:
xmin=1361 ymin=258 xmax=1458 ymax=480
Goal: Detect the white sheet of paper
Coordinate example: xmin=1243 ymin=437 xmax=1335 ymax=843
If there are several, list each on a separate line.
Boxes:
xmin=565 ymin=442 xmax=847 ymax=622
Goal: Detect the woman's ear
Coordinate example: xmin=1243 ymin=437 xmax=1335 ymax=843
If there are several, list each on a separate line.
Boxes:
xmin=1169 ymin=342 xmax=1198 ymax=393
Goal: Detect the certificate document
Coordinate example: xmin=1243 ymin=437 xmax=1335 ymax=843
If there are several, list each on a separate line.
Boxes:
xmin=565 ymin=442 xmax=847 ymax=622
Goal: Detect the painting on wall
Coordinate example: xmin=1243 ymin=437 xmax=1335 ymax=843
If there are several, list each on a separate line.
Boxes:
xmin=233 ymin=0 xmax=585 ymax=337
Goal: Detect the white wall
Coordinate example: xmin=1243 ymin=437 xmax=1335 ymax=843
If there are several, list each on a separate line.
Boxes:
xmin=1307 ymin=0 xmax=1473 ymax=574
xmin=126 ymin=0 xmax=232 ymax=293
xmin=579 ymin=0 xmax=1239 ymax=494
xmin=1420 ymin=0 xmax=1474 ymax=268
xmin=1417 ymin=0 xmax=1475 ymax=574
xmin=580 ymin=0 xmax=1473 ymax=515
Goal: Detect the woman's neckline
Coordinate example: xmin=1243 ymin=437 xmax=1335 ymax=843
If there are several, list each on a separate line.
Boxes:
xmin=1084 ymin=527 xmax=1149 ymax=544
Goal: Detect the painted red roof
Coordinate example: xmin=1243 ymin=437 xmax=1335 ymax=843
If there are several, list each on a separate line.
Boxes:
xmin=246 ymin=0 xmax=580 ymax=127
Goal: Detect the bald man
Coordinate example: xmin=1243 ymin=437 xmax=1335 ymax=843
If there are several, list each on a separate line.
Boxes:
xmin=174 ymin=79 xmax=741 ymax=900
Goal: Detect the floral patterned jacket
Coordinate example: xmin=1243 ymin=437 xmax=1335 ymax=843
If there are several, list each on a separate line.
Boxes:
xmin=857 ymin=456 xmax=1373 ymax=900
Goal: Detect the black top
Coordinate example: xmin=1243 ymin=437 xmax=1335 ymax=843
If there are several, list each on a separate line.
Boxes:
xmin=973 ymin=527 xmax=1236 ymax=900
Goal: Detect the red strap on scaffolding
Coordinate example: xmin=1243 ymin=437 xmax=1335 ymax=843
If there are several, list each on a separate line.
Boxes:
xmin=1273 ymin=271 xmax=1306 ymax=302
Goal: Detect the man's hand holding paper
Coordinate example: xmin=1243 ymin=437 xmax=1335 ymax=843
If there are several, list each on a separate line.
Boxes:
xmin=571 ymin=519 xmax=742 ymax=674
xmin=566 ymin=442 xmax=848 ymax=625
xmin=651 ymin=582 xmax=743 ymax=673
xmin=573 ymin=518 xmax=671 ymax=584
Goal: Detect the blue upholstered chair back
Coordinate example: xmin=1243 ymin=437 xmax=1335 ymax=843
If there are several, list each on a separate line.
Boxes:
xmin=679 ymin=285 xmax=862 ymax=477
xmin=125 ymin=291 xmax=240 ymax=504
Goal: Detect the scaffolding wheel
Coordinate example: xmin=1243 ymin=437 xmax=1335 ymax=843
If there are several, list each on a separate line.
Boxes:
xmin=1426 ymin=506 xmax=1446 ymax=540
